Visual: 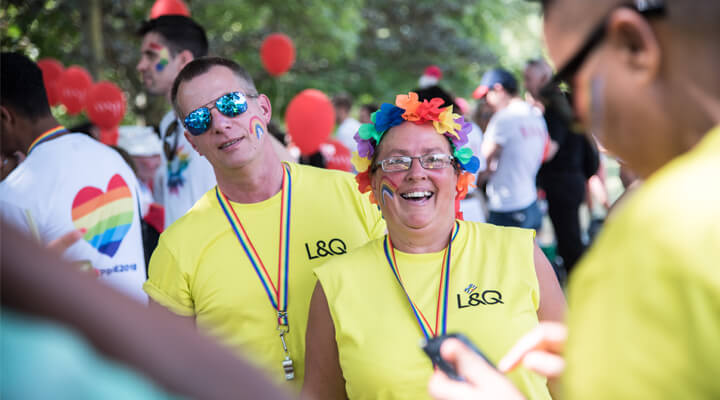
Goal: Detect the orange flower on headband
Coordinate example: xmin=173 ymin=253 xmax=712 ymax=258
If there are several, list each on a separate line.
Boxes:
xmin=456 ymin=171 xmax=475 ymax=200
xmin=396 ymin=92 xmax=422 ymax=122
xmin=414 ymin=98 xmax=445 ymax=124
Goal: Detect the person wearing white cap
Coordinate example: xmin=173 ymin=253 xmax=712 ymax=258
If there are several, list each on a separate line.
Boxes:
xmin=117 ymin=126 xmax=163 ymax=216
xmin=418 ymin=65 xmax=443 ymax=89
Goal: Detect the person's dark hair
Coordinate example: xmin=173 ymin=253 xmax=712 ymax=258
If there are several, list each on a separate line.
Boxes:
xmin=266 ymin=120 xmax=287 ymax=144
xmin=332 ymin=94 xmax=353 ymax=111
xmin=171 ymin=57 xmax=258 ymax=117
xmin=300 ymin=151 xmax=326 ymax=169
xmin=137 ymin=15 xmax=208 ymax=58
xmin=111 ymin=145 xmax=138 ymax=176
xmin=413 ymin=85 xmax=459 ymax=110
xmin=360 ymin=103 xmax=379 ymax=114
xmin=0 ymin=52 xmax=52 ymax=120
xmin=69 ymin=121 xmax=98 ymax=139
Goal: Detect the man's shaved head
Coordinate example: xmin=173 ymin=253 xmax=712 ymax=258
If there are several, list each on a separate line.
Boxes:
xmin=540 ymin=0 xmax=720 ymax=178
xmin=543 ymin=0 xmax=720 ymax=68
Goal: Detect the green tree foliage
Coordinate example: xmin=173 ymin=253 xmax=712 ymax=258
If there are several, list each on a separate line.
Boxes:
xmin=1 ymin=0 xmax=542 ymax=129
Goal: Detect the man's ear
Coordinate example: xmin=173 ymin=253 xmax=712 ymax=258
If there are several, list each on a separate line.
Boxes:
xmin=257 ymin=94 xmax=273 ymax=124
xmin=1 ymin=105 xmax=14 ymax=127
xmin=177 ymin=50 xmax=195 ymax=69
xmin=606 ymin=8 xmax=661 ymax=83
xmin=184 ymin=131 xmax=201 ymax=154
xmin=0 ymin=105 xmax=16 ymax=137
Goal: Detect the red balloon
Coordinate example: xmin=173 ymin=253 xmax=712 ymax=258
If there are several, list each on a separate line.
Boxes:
xmin=260 ymin=33 xmax=295 ymax=77
xmin=321 ymin=139 xmax=352 ymax=172
xmin=99 ymin=127 xmax=120 ymax=146
xmin=86 ymin=81 xmax=126 ymax=133
xmin=37 ymin=58 xmax=64 ymax=106
xmin=150 ymin=0 xmax=190 ymax=18
xmin=57 ymin=66 xmax=93 ymax=115
xmin=285 ymin=89 xmax=335 ymax=155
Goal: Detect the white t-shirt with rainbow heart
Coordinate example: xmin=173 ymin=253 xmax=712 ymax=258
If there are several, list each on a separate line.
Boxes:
xmin=0 ymin=133 xmax=148 ymax=303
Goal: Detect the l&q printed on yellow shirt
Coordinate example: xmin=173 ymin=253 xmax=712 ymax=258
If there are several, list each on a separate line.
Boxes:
xmin=315 ymin=221 xmax=551 ymax=400
xmin=143 ymin=162 xmax=385 ymax=388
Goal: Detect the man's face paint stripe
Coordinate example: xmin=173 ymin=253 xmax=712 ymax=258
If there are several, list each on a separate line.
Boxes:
xmin=155 ymin=47 xmax=170 ymax=72
xmin=249 ymin=116 xmax=265 ymax=140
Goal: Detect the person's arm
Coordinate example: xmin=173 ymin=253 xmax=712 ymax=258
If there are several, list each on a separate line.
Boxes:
xmin=475 ymin=140 xmax=502 ymax=185
xmin=480 ymin=139 xmax=502 ymax=172
xmin=533 ymin=243 xmax=566 ymax=322
xmin=148 ymin=298 xmax=195 ymax=328
xmin=301 ymin=283 xmax=347 ymax=400
xmin=1 ymin=223 xmax=291 ymax=400
xmin=143 ymin=236 xmax=197 ymax=317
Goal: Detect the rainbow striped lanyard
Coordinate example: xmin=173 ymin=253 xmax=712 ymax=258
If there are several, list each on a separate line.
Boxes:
xmin=383 ymin=222 xmax=460 ymax=341
xmin=27 ymin=125 xmax=69 ymax=155
xmin=216 ymin=163 xmax=293 ymax=327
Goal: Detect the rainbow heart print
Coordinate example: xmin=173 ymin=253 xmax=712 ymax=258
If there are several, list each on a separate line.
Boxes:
xmin=71 ymin=174 xmax=134 ymax=257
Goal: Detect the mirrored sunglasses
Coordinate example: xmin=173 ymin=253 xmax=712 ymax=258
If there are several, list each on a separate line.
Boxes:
xmin=183 ymin=91 xmax=258 ymax=136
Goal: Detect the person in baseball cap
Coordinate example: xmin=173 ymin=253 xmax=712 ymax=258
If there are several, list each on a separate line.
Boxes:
xmin=472 ymin=68 xmax=518 ymax=100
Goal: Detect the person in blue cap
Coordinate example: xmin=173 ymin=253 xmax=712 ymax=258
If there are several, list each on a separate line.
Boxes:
xmin=473 ymin=68 xmax=551 ymax=232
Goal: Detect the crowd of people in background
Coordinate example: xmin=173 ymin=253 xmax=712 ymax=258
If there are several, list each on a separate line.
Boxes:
xmin=2 ymin=0 xmax=720 ymax=398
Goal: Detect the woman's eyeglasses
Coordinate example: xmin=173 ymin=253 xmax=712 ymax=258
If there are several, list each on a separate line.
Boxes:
xmin=375 ymin=153 xmax=455 ymax=173
xmin=183 ymin=91 xmax=259 ymax=136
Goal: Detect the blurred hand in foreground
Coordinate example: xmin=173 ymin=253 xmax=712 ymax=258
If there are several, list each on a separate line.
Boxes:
xmin=428 ymin=338 xmax=525 ymax=400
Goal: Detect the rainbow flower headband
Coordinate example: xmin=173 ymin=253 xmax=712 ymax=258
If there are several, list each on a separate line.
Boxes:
xmin=351 ymin=92 xmax=480 ymax=209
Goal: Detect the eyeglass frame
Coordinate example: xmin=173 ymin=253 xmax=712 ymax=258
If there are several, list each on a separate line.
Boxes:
xmin=372 ymin=153 xmax=458 ymax=173
xmin=182 ymin=91 xmax=260 ymax=136
xmin=543 ymin=0 xmax=666 ymax=94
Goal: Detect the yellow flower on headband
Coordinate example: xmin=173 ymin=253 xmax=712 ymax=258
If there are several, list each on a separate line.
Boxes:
xmin=351 ymin=152 xmax=371 ymax=173
xmin=433 ymin=106 xmax=461 ymax=139
xmin=396 ymin=92 xmax=422 ymax=122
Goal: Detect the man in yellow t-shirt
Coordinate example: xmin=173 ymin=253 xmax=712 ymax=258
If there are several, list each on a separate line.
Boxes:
xmin=427 ymin=0 xmax=720 ymax=399
xmin=143 ymin=57 xmax=384 ymax=388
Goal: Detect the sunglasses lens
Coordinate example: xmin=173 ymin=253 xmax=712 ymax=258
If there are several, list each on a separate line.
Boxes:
xmin=184 ymin=107 xmax=211 ymax=136
xmin=216 ymin=92 xmax=248 ymax=117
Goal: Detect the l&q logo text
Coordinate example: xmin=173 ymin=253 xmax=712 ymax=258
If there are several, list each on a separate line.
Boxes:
xmin=457 ymin=284 xmax=503 ymax=308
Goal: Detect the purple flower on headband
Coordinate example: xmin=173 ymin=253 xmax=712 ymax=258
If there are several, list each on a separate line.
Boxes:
xmin=374 ymin=103 xmax=406 ymax=134
xmin=450 ymin=117 xmax=472 ymax=148
xmin=354 ymin=132 xmax=375 ymax=158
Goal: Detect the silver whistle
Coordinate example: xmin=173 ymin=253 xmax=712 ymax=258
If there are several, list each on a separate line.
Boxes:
xmin=278 ymin=325 xmax=295 ymax=380
xmin=282 ymin=355 xmax=295 ymax=380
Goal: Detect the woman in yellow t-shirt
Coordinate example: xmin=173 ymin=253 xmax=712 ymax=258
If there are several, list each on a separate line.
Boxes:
xmin=301 ymin=93 xmax=566 ymax=400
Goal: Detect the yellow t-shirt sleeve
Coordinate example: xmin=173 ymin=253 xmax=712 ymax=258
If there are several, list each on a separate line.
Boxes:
xmin=365 ymin=203 xmax=386 ymax=240
xmin=356 ymin=188 xmax=386 ymax=241
xmin=142 ymin=236 xmax=195 ymax=316
xmin=566 ymin=231 xmax=720 ymax=399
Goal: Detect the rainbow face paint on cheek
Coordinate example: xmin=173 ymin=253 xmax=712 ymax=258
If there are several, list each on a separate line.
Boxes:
xmin=155 ymin=47 xmax=170 ymax=72
xmin=380 ymin=177 xmax=398 ymax=207
xmin=249 ymin=116 xmax=265 ymax=139
xmin=589 ymin=76 xmax=606 ymax=140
